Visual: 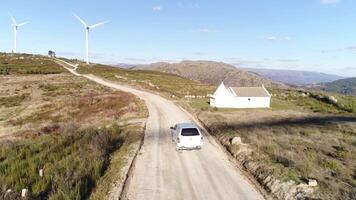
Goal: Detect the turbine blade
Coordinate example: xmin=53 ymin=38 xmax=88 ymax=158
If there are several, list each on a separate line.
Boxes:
xmin=9 ymin=14 xmax=17 ymax=25
xmin=73 ymin=13 xmax=87 ymax=27
xmin=89 ymin=21 xmax=109 ymax=29
xmin=17 ymin=21 xmax=29 ymax=27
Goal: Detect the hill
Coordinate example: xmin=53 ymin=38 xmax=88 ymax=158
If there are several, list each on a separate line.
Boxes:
xmin=0 ymin=53 xmax=147 ymax=199
xmin=242 ymin=68 xmax=343 ymax=86
xmin=135 ymin=61 xmax=286 ymax=88
xmin=321 ymin=77 xmax=356 ymax=95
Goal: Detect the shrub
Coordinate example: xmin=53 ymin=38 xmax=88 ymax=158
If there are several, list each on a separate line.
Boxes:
xmin=321 ymin=159 xmax=338 ymax=170
xmin=0 ymin=124 xmax=124 ymax=199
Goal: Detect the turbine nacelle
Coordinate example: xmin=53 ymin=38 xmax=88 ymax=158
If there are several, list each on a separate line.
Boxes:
xmin=9 ymin=14 xmax=29 ymax=53
xmin=73 ymin=13 xmax=108 ymax=65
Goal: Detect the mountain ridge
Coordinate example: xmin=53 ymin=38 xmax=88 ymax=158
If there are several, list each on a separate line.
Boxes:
xmin=134 ymin=60 xmax=286 ymax=88
xmin=241 ymin=67 xmax=344 ymax=86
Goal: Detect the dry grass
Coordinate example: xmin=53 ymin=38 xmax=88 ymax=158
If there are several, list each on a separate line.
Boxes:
xmin=77 ymin=64 xmax=214 ymax=99
xmin=175 ymin=86 xmax=356 ymax=199
xmin=0 ymin=54 xmax=147 ymax=199
xmin=197 ymin=109 xmax=356 ymax=199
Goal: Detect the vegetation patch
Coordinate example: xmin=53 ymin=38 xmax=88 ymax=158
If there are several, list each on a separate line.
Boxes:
xmin=0 ymin=124 xmax=133 ymax=199
xmin=271 ymin=89 xmax=356 ymax=114
xmin=199 ymin=112 xmax=356 ymax=199
xmin=0 ymin=56 xmax=148 ymax=199
xmin=0 ymin=94 xmax=30 ymax=107
xmin=77 ymin=65 xmax=214 ymax=98
xmin=0 ymin=54 xmax=66 ymax=75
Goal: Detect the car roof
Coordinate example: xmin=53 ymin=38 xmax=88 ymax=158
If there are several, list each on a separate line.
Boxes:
xmin=176 ymin=123 xmax=198 ymax=129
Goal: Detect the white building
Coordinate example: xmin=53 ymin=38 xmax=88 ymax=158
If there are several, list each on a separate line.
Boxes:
xmin=210 ymin=82 xmax=271 ymax=108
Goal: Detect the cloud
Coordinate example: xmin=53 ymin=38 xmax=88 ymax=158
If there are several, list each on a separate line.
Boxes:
xmin=178 ymin=2 xmax=200 ymax=9
xmin=152 ymin=5 xmax=162 ymax=11
xmin=343 ymin=46 xmax=356 ymax=51
xmin=278 ymin=59 xmax=299 ymax=62
xmin=197 ymin=28 xmax=220 ymax=33
xmin=263 ymin=36 xmax=292 ymax=42
xmin=124 ymin=58 xmax=147 ymax=62
xmin=320 ymin=0 xmax=341 ymax=5
xmin=192 ymin=52 xmax=207 ymax=55
xmin=339 ymin=66 xmax=356 ymax=72
xmin=323 ymin=45 xmax=356 ymax=54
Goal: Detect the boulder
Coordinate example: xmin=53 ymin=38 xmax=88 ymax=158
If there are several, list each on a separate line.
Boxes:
xmin=231 ymin=136 xmax=242 ymax=145
xmin=326 ymin=96 xmax=338 ymax=103
xmin=308 ymin=179 xmax=318 ymax=187
xmin=39 ymin=169 xmax=44 ymax=177
xmin=21 ymin=189 xmax=28 ymax=197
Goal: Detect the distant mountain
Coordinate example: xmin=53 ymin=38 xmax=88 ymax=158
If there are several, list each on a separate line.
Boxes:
xmin=113 ymin=63 xmax=136 ymax=69
xmin=134 ymin=61 xmax=286 ymax=88
xmin=319 ymin=77 xmax=356 ymax=95
xmin=242 ymin=68 xmax=344 ymax=86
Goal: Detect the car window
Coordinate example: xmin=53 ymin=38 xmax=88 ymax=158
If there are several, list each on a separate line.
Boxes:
xmin=181 ymin=128 xmax=200 ymax=136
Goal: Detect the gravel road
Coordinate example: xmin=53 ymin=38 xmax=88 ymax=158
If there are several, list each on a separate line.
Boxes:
xmin=57 ymin=60 xmax=264 ymax=200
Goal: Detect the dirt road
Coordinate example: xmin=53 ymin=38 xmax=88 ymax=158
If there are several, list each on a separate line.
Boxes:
xmin=57 ymin=60 xmax=264 ymax=200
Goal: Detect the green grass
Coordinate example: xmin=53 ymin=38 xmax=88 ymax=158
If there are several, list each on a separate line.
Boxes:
xmin=271 ymin=89 xmax=356 ymax=114
xmin=0 ymin=94 xmax=30 ymax=107
xmin=90 ymin=124 xmax=143 ymax=200
xmin=0 ymin=124 xmax=132 ymax=199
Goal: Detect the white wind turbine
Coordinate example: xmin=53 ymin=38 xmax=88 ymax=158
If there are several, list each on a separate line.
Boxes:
xmin=10 ymin=15 xmax=29 ymax=53
xmin=73 ymin=13 xmax=108 ymax=65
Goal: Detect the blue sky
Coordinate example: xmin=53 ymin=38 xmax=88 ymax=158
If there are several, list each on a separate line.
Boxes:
xmin=0 ymin=0 xmax=355 ymax=76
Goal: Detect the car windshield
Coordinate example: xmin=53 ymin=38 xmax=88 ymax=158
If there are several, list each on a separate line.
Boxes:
xmin=181 ymin=128 xmax=200 ymax=136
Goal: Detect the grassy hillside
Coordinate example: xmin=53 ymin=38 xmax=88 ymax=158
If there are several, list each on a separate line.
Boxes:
xmin=75 ymin=60 xmax=356 ymax=199
xmin=0 ymin=54 xmax=147 ymax=199
xmin=0 ymin=53 xmax=66 ymax=75
xmin=180 ymin=89 xmax=356 ymax=199
xmin=135 ymin=60 xmax=286 ymax=88
xmin=77 ymin=64 xmax=215 ymax=98
xmin=323 ymin=77 xmax=356 ymax=95
xmin=243 ymin=68 xmax=343 ymax=86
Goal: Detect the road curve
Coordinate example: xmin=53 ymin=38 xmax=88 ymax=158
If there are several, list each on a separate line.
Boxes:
xmin=57 ymin=60 xmax=264 ymax=200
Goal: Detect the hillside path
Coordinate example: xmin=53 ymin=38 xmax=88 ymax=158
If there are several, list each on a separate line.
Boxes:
xmin=56 ymin=60 xmax=264 ymax=200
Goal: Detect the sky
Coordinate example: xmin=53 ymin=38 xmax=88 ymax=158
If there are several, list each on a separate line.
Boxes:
xmin=0 ymin=0 xmax=356 ymax=77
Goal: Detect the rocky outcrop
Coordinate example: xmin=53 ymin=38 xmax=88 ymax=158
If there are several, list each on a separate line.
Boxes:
xmin=216 ymin=134 xmax=315 ymax=200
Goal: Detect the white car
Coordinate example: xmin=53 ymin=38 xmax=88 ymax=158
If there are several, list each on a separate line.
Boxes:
xmin=170 ymin=123 xmax=203 ymax=150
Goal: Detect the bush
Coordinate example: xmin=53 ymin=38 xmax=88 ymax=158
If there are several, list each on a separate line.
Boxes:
xmin=321 ymin=160 xmax=338 ymax=170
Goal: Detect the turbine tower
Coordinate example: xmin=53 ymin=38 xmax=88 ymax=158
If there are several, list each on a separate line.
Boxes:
xmin=10 ymin=15 xmax=29 ymax=53
xmin=73 ymin=14 xmax=108 ymax=65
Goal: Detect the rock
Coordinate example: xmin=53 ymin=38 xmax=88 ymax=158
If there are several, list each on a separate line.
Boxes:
xmin=231 ymin=136 xmax=242 ymax=145
xmin=39 ymin=169 xmax=44 ymax=177
xmin=326 ymin=96 xmax=338 ymax=103
xmin=21 ymin=189 xmax=28 ymax=197
xmin=308 ymin=179 xmax=318 ymax=187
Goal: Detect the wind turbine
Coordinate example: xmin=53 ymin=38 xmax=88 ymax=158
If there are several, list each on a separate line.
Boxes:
xmin=10 ymin=15 xmax=29 ymax=53
xmin=73 ymin=13 xmax=108 ymax=65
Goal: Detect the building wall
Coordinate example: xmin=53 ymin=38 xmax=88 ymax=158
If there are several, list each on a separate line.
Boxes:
xmin=210 ymin=95 xmax=270 ymax=108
